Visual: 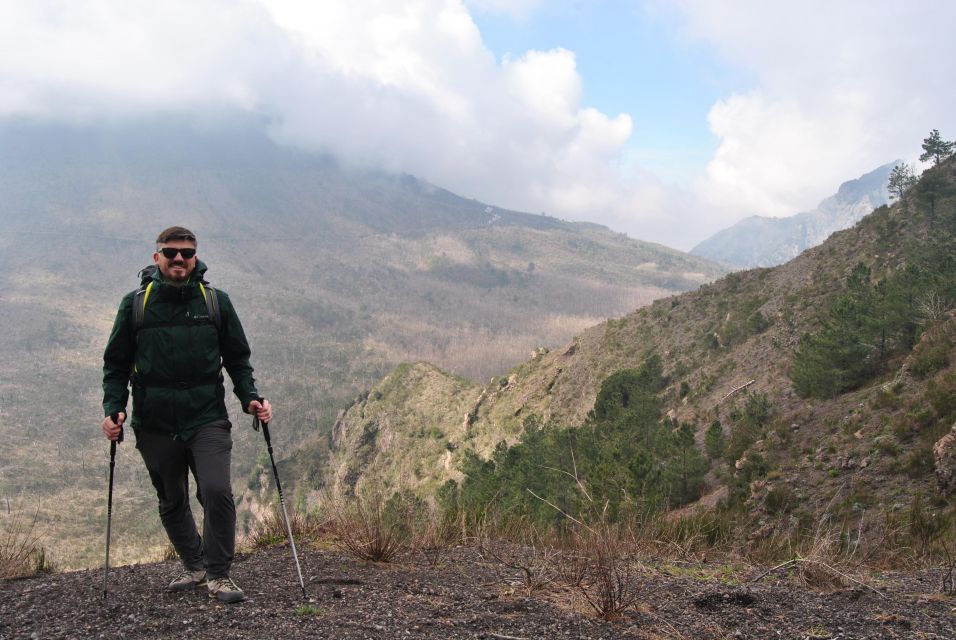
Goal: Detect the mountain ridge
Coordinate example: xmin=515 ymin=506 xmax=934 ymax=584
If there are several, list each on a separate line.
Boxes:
xmin=691 ymin=162 xmax=894 ymax=268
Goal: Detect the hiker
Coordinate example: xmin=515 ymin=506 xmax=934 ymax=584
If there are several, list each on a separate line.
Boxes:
xmin=101 ymin=226 xmax=272 ymax=603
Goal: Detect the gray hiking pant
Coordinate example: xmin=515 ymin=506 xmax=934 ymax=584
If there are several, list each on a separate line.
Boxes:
xmin=135 ymin=421 xmax=235 ymax=579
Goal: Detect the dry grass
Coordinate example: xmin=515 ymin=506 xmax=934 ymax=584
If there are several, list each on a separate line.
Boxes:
xmin=247 ymin=505 xmax=321 ymax=550
xmin=325 ymin=486 xmax=414 ymax=562
xmin=477 ymin=520 xmax=558 ymax=596
xmin=161 ymin=544 xmax=179 ymax=562
xmin=747 ymin=518 xmax=884 ymax=596
xmin=522 ymin=460 xmax=645 ymax=619
xmin=0 ymin=501 xmax=50 ymax=579
xmin=571 ymin=518 xmax=643 ymax=620
xmin=412 ymin=509 xmax=461 ymax=567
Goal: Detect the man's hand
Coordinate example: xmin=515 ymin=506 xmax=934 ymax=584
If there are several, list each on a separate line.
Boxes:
xmin=247 ymin=398 xmax=273 ymax=424
xmin=102 ymin=412 xmax=125 ymax=441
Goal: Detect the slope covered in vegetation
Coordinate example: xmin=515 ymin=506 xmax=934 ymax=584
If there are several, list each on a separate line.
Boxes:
xmin=315 ymin=154 xmax=956 ymax=556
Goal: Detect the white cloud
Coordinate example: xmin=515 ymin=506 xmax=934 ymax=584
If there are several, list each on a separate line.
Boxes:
xmin=0 ymin=0 xmax=645 ymax=242
xmin=0 ymin=1 xmax=292 ymax=117
xmin=671 ymin=0 xmax=956 ymax=226
xmin=2 ymin=1 xmax=955 ymax=250
xmin=463 ymin=0 xmax=546 ymax=20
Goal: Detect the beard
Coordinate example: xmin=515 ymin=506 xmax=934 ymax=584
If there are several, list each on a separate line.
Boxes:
xmin=164 ymin=262 xmax=191 ymax=283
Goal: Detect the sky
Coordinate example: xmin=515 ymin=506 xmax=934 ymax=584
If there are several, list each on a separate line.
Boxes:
xmin=1 ymin=1 xmax=954 ymax=250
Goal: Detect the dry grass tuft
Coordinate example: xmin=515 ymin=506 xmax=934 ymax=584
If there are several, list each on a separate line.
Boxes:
xmin=522 ymin=457 xmax=644 ymax=619
xmin=161 ymin=544 xmax=179 ymax=562
xmin=572 ymin=518 xmax=642 ymax=620
xmin=748 ymin=518 xmax=884 ymax=596
xmin=477 ymin=520 xmax=558 ymax=596
xmin=247 ymin=505 xmax=319 ymax=550
xmin=0 ymin=502 xmax=47 ymax=579
xmin=325 ymin=486 xmax=414 ymax=562
xmin=412 ymin=509 xmax=461 ymax=567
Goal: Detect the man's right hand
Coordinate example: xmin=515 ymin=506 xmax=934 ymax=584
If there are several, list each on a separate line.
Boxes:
xmin=102 ymin=412 xmax=126 ymax=441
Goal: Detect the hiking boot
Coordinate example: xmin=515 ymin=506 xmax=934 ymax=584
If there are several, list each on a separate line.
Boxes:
xmin=167 ymin=568 xmax=207 ymax=592
xmin=207 ymin=577 xmax=246 ymax=603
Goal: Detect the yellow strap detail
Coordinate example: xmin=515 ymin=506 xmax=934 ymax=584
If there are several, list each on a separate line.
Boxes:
xmin=142 ymin=281 xmax=154 ymax=313
xmin=199 ymin=282 xmax=208 ymax=303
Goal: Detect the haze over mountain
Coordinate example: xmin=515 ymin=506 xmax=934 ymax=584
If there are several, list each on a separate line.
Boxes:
xmin=0 ymin=116 xmax=726 ymax=569
xmin=690 ymin=162 xmax=894 ymax=268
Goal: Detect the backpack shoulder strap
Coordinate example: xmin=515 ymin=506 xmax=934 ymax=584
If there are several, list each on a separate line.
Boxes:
xmin=198 ymin=282 xmax=222 ymax=332
xmin=131 ymin=264 xmax=158 ymax=334
xmin=132 ymin=280 xmax=154 ymax=334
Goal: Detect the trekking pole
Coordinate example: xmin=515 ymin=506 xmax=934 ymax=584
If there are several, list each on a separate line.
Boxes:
xmin=253 ymin=402 xmax=306 ymax=599
xmin=103 ymin=413 xmax=123 ymax=601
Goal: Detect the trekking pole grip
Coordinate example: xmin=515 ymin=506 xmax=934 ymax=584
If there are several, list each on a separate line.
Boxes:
xmin=110 ymin=412 xmax=124 ymax=444
xmin=251 ymin=397 xmax=270 ymax=435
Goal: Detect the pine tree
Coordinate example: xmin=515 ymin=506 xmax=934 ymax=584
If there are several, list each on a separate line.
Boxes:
xmin=920 ymin=129 xmax=955 ymax=166
xmin=666 ymin=422 xmax=706 ymax=506
xmin=914 ymin=169 xmax=956 ymax=220
xmin=887 ymin=163 xmax=917 ymax=201
xmin=704 ymin=420 xmax=725 ymax=460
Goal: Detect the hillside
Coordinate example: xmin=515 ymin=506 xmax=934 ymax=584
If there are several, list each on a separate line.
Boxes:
xmin=315 ymin=156 xmax=956 ymax=545
xmin=691 ymin=162 xmax=893 ymax=268
xmin=0 ymin=117 xmax=725 ymax=570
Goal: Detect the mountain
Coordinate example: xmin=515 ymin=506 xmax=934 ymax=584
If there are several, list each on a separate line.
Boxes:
xmin=690 ymin=162 xmax=894 ymax=268
xmin=0 ymin=116 xmax=726 ymax=569
xmin=311 ymin=157 xmax=956 ymax=546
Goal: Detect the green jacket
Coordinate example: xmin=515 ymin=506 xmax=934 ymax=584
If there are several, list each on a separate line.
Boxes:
xmin=102 ymin=260 xmax=260 ymax=440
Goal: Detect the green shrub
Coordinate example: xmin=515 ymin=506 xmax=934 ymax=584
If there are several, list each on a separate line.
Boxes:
xmin=746 ymin=311 xmax=770 ymax=335
xmin=902 ymin=445 xmax=935 ymax=479
xmin=872 ymin=435 xmax=901 ymax=457
xmin=873 ymin=387 xmax=902 ymax=410
xmin=911 ymin=336 xmax=951 ymax=377
xmin=764 ymin=486 xmax=795 ymax=515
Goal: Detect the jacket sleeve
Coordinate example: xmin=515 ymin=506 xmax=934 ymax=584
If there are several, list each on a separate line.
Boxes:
xmin=102 ymin=293 xmax=134 ymax=417
xmin=217 ymin=291 xmax=260 ymax=409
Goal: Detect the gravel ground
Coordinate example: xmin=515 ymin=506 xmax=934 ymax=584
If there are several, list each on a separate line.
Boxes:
xmin=2 ymin=545 xmax=954 ymax=639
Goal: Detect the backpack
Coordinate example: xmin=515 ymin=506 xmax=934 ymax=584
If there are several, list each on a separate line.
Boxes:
xmin=131 ymin=264 xmax=222 ymax=334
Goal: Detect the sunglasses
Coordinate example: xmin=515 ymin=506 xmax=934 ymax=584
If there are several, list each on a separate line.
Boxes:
xmin=159 ymin=247 xmax=197 ymax=259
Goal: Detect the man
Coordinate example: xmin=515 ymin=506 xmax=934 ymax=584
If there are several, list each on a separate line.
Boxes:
xmin=101 ymin=226 xmax=272 ymax=604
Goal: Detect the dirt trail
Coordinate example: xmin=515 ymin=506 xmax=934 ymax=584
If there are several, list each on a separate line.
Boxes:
xmin=2 ymin=546 xmax=954 ymax=639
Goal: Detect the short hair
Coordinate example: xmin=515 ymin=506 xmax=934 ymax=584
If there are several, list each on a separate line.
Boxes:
xmin=156 ymin=226 xmax=197 ymax=246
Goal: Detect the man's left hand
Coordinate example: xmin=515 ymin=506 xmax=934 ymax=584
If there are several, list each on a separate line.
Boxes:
xmin=247 ymin=398 xmax=273 ymax=424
